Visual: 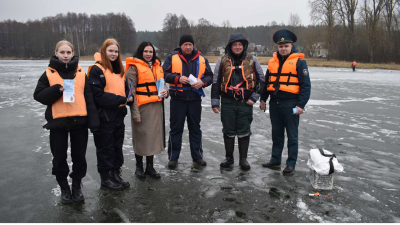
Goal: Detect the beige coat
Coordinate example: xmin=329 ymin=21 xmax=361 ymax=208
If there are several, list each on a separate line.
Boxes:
xmin=126 ymin=65 xmax=168 ymax=156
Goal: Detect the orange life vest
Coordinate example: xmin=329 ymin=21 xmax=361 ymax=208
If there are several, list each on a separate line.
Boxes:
xmin=88 ymin=52 xmax=126 ymax=107
xmin=170 ymin=54 xmax=205 ymax=93
xmin=46 ymin=66 xmax=87 ymax=119
xmin=125 ymin=57 xmax=164 ymax=107
xmin=352 ymin=61 xmax=357 ymax=66
xmin=266 ymin=52 xmax=304 ymax=95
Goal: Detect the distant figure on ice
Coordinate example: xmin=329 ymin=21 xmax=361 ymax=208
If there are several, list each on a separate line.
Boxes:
xmin=87 ymin=38 xmax=132 ymax=191
xmin=211 ymin=33 xmax=265 ymax=170
xmin=33 ymin=40 xmax=100 ymax=204
xmin=125 ymin=42 xmax=168 ymax=179
xmin=352 ymin=60 xmax=357 ymax=72
xmin=259 ymin=29 xmax=311 ymax=174
xmin=163 ymin=34 xmax=213 ymax=168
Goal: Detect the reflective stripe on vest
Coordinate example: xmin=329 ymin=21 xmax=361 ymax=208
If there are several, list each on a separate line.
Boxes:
xmin=89 ymin=52 xmax=126 ymax=106
xmin=46 ymin=66 xmax=87 ymax=119
xmin=125 ymin=57 xmax=164 ymax=107
xmin=266 ymin=52 xmax=304 ymax=95
xmin=170 ymin=54 xmax=205 ymax=93
xmin=220 ymin=53 xmax=256 ymax=93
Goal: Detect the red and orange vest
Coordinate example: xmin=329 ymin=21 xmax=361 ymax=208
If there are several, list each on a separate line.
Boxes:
xmin=46 ymin=66 xmax=87 ymax=119
xmin=125 ymin=57 xmax=164 ymax=107
xmin=169 ymin=54 xmax=205 ymax=91
xmin=266 ymin=52 xmax=304 ymax=94
xmin=220 ymin=53 xmax=256 ymax=92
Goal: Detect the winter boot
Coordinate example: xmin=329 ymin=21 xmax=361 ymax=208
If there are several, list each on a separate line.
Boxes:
xmin=145 ymin=164 xmax=161 ymax=179
xmin=220 ymin=134 xmax=235 ymax=168
xmin=135 ymin=155 xmax=146 ymax=178
xmin=135 ymin=165 xmax=146 ymax=178
xmin=100 ymin=172 xmax=123 ymax=191
xmin=145 ymin=156 xmax=161 ymax=179
xmin=110 ymin=169 xmax=130 ymax=188
xmin=238 ymin=136 xmax=251 ymax=170
xmin=56 ymin=177 xmax=73 ymax=204
xmin=71 ymin=179 xmax=84 ymax=202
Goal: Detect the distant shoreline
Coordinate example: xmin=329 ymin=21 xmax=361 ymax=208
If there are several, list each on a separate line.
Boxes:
xmin=1 ymin=56 xmax=399 ymax=70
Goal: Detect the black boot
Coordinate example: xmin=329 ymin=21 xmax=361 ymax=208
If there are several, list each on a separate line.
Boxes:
xmin=238 ymin=136 xmax=251 ymax=170
xmin=56 ymin=177 xmax=73 ymax=204
xmin=145 ymin=156 xmax=161 ymax=178
xmin=220 ymin=134 xmax=235 ymax=168
xmin=72 ymin=179 xmax=84 ymax=202
xmin=100 ymin=172 xmax=123 ymax=191
xmin=135 ymin=165 xmax=146 ymax=178
xmin=135 ymin=154 xmax=146 ymax=178
xmin=110 ymin=169 xmax=130 ymax=188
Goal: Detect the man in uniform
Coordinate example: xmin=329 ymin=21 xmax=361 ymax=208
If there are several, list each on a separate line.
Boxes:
xmin=163 ymin=34 xmax=213 ymax=168
xmin=260 ymin=29 xmax=311 ymax=174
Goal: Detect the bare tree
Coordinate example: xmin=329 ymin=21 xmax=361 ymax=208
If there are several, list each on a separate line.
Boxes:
xmin=309 ymin=0 xmax=338 ymax=60
xmin=360 ymin=0 xmax=385 ymax=62
xmin=192 ymin=18 xmax=220 ymax=54
xmin=222 ymin=20 xmax=233 ymax=45
xmin=337 ymin=0 xmax=358 ymax=60
xmin=288 ymin=13 xmax=303 ymax=26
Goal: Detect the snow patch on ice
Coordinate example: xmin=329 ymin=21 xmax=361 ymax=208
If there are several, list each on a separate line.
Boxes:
xmin=296 ymin=198 xmax=326 ymax=222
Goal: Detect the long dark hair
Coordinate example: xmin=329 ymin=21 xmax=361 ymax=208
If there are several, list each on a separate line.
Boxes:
xmin=133 ymin=42 xmax=160 ymax=64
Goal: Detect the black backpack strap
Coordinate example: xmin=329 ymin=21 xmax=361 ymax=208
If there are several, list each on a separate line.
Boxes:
xmin=318 ymin=148 xmax=336 ymax=175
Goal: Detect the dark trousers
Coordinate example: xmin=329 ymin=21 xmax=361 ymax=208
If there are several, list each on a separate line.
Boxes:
xmin=168 ymin=98 xmax=203 ymax=161
xmin=352 ymin=66 xmax=356 ymax=72
xmin=49 ymin=127 xmax=88 ymax=180
xmin=220 ymin=97 xmax=253 ymax=137
xmin=93 ymin=121 xmax=125 ymax=174
xmin=269 ymin=100 xmax=299 ymax=167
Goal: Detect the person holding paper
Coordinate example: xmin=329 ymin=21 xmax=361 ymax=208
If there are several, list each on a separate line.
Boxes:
xmin=211 ymin=33 xmax=265 ymax=170
xmin=33 ymin=40 xmax=100 ymax=204
xmin=87 ymin=38 xmax=131 ymax=190
xmin=163 ymin=34 xmax=213 ymax=168
xmin=259 ymin=30 xmax=311 ymax=174
xmin=125 ymin=42 xmax=168 ymax=179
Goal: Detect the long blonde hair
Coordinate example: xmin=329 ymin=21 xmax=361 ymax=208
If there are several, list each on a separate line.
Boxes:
xmin=55 ymin=40 xmax=74 ymax=52
xmin=100 ymin=38 xmax=124 ymax=76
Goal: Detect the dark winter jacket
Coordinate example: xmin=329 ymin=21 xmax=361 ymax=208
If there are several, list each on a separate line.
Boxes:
xmin=162 ymin=48 xmax=213 ymax=101
xmin=260 ymin=45 xmax=311 ymax=109
xmin=211 ymin=33 xmax=265 ymax=108
xmin=87 ymin=61 xmax=128 ymax=124
xmin=33 ymin=56 xmax=100 ymax=130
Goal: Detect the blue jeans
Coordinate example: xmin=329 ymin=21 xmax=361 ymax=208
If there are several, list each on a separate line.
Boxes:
xmin=269 ymin=99 xmax=299 ymax=167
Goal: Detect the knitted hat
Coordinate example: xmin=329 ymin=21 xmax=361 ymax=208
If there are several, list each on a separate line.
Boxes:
xmin=179 ymin=34 xmax=194 ymax=46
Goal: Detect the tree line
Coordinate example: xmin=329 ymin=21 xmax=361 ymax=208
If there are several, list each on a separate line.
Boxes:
xmin=1 ymin=2 xmax=399 ymax=63
xmin=0 ymin=12 xmax=137 ymax=58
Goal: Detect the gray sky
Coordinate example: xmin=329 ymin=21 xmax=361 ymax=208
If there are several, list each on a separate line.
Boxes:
xmin=0 ymin=0 xmax=311 ymax=31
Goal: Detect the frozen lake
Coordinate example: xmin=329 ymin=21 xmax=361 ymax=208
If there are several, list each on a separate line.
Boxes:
xmin=0 ymin=60 xmax=399 ymax=222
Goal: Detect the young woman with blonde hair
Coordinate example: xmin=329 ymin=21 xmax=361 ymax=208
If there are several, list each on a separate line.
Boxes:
xmin=34 ymin=40 xmax=100 ymax=204
xmin=88 ymin=38 xmax=131 ymax=190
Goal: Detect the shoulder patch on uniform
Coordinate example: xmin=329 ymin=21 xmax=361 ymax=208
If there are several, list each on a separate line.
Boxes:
xmin=303 ymin=69 xmax=308 ymax=76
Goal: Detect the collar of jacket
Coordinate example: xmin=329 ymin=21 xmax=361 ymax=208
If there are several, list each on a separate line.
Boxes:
xmin=49 ymin=55 xmax=79 ymax=72
xmin=177 ymin=48 xmax=202 ymax=65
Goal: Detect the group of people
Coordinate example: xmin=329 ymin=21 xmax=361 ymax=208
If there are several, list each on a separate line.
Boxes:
xmin=33 ymin=29 xmax=311 ymax=205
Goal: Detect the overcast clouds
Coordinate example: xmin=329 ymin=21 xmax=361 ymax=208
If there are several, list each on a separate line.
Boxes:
xmin=0 ymin=0 xmax=311 ymax=31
